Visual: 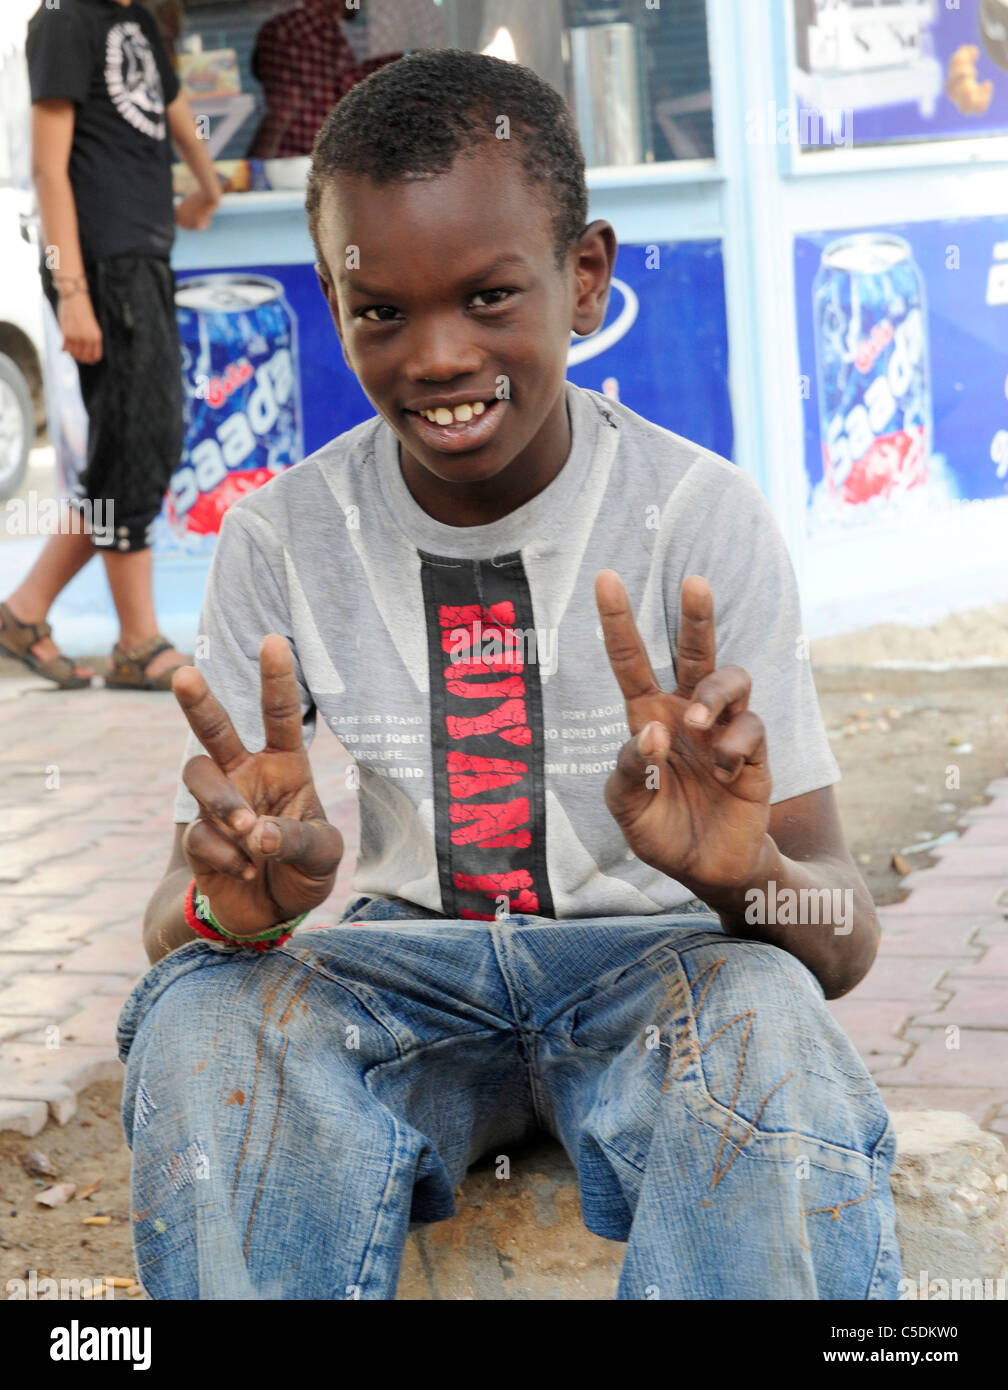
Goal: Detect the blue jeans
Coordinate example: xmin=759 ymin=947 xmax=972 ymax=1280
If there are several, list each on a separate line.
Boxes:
xmin=116 ymin=895 xmax=901 ymax=1300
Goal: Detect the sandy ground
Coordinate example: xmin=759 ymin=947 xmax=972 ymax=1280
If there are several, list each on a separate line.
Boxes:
xmin=2 ymin=603 xmax=1007 ymax=1295
xmin=1 ymin=1083 xmax=137 ymax=1300
xmin=810 ymin=603 xmax=1008 ymax=665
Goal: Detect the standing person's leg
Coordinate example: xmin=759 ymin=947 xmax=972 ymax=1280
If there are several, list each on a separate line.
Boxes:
xmin=117 ymin=904 xmax=537 ymax=1299
xmin=1 ymin=530 xmax=97 ymax=680
xmin=103 ymin=547 xmax=186 ymax=682
xmin=516 ymin=910 xmax=901 ymax=1300
xmin=87 ymin=255 xmax=188 ymax=687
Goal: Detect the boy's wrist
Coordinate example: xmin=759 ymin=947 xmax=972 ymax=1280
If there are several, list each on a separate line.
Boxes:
xmin=184 ymin=878 xmax=304 ymax=951
xmin=52 ymin=272 xmax=89 ymax=300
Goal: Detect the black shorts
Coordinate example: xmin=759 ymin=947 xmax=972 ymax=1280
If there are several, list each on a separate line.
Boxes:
xmin=42 ymin=255 xmax=183 ymax=552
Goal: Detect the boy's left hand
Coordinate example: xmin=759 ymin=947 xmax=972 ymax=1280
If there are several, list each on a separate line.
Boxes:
xmin=595 ymin=570 xmax=773 ymax=895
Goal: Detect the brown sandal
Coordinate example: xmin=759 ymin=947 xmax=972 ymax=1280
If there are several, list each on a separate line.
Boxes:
xmin=106 ymin=634 xmax=190 ymax=691
xmin=0 ymin=601 xmax=92 ymax=688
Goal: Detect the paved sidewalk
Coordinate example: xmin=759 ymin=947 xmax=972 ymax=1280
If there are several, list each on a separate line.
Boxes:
xmin=1 ymin=672 xmax=1006 ymax=1137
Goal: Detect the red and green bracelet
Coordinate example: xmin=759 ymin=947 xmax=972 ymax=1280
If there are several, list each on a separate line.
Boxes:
xmin=184 ymin=879 xmax=307 ymax=951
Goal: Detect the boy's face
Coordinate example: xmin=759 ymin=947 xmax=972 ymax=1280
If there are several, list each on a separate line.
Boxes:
xmin=316 ymin=144 xmax=616 ymax=523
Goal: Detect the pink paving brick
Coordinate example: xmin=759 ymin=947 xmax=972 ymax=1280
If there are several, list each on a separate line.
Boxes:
xmin=928 ymin=845 xmax=1008 ymax=876
xmin=0 ymin=971 xmax=125 ymax=1016
xmin=872 ymin=1026 xmax=1008 ymax=1088
xmin=875 ymin=910 xmax=988 ymax=953
xmin=0 ymin=825 xmax=129 ymax=882
xmin=826 ymin=996 xmax=914 ymax=1058
xmin=877 ymin=933 xmax=984 ymax=961
xmin=848 ymin=957 xmax=952 ymax=1001
xmin=955 ymin=818 xmax=1008 ymax=846
xmin=0 ymin=911 xmax=143 ymax=953
xmin=0 ymin=952 xmax=57 ymax=982
xmin=878 ymin=876 xmax=1008 ymax=915
xmin=910 ymin=978 xmax=1008 ymax=1030
xmin=0 ymin=1014 xmax=49 ymax=1043
xmin=0 ymin=804 xmax=67 ymax=838
xmin=947 ymin=936 xmax=1008 ymax=976
xmin=60 ymin=926 xmax=148 ymax=977
xmin=877 ymin=1086 xmax=1006 ymax=1130
xmin=0 ymin=857 xmax=109 ymax=898
xmin=18 ymin=992 xmax=128 ymax=1048
xmin=0 ymin=781 xmax=99 ymax=811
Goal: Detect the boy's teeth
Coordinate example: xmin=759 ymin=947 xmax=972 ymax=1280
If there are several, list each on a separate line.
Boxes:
xmin=420 ymin=400 xmax=489 ymax=424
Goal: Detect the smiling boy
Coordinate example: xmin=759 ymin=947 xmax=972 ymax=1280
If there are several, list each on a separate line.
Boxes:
xmin=121 ymin=51 xmax=901 ymax=1300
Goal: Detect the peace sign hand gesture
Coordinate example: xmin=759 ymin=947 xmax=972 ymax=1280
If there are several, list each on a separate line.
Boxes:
xmin=594 ymin=571 xmax=773 ymax=895
xmin=172 ymin=635 xmax=344 ymax=938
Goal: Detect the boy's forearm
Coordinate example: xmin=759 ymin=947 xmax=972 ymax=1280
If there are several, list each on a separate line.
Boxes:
xmin=678 ymin=838 xmax=880 ymax=1000
xmin=167 ymin=94 xmax=222 ymax=202
xmin=143 ymin=866 xmax=200 ymax=965
xmin=33 ymin=168 xmax=86 ymax=279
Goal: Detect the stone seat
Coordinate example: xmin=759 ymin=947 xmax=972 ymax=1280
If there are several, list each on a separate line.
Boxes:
xmin=395 ymin=1111 xmax=1008 ymax=1299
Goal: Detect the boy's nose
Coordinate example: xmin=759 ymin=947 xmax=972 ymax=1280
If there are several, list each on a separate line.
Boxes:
xmin=403 ymin=319 xmax=484 ymax=383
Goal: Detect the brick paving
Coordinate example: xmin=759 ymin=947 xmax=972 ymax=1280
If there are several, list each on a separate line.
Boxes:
xmin=0 ymin=670 xmax=1006 ymax=1138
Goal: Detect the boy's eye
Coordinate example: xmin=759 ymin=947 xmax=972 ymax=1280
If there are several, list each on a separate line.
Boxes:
xmin=356 ymin=288 xmax=515 ymax=321
xmin=470 ymin=288 xmax=513 ymax=308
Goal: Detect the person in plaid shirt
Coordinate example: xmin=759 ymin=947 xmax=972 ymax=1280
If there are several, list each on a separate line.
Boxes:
xmin=247 ymin=0 xmax=400 ymax=159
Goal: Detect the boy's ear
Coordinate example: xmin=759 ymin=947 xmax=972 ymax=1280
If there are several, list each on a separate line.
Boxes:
xmin=570 ymin=220 xmax=618 ymax=338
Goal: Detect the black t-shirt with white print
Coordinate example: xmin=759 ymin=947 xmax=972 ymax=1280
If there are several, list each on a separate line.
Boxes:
xmin=26 ymin=0 xmax=180 ymax=265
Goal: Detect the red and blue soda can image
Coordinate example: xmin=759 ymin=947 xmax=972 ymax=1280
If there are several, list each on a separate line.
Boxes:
xmin=168 ymin=273 xmax=303 ymax=542
xmin=813 ymin=234 xmax=931 ymax=507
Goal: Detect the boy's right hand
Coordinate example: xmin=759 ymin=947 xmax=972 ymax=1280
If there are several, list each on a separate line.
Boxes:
xmin=172 ymin=634 xmax=344 ymax=938
xmin=58 ymin=294 xmax=103 ymax=364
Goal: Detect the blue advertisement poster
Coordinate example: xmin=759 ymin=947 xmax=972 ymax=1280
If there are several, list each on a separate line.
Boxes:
xmin=790 ymin=0 xmax=1008 ymax=148
xmin=156 ymin=240 xmax=732 ymax=552
xmin=794 ymin=215 xmax=1008 ymax=533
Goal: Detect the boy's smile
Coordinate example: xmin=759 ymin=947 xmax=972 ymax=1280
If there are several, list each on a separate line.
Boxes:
xmin=316 ymin=144 xmax=615 ymax=526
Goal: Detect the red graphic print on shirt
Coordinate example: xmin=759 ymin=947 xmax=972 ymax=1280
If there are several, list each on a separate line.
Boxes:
xmin=420 ymin=554 xmax=554 ymax=921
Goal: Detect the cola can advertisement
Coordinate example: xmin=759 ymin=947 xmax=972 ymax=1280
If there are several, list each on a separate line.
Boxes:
xmin=156 ymin=272 xmax=303 ymax=553
xmin=795 ymin=215 xmax=1008 ymax=532
xmin=812 ymin=233 xmax=931 ymax=509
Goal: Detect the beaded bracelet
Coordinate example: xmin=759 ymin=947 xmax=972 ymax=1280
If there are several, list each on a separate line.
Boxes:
xmin=184 ymin=879 xmax=306 ymax=951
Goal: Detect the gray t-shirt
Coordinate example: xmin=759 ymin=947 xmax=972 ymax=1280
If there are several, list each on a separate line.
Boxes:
xmin=173 ymin=382 xmax=840 ymax=920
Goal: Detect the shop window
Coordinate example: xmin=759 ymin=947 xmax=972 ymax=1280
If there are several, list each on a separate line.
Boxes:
xmin=151 ymin=0 xmax=715 ymax=169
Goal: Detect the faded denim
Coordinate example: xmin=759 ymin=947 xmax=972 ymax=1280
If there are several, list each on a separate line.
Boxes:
xmin=117 ymin=895 xmax=901 ymax=1300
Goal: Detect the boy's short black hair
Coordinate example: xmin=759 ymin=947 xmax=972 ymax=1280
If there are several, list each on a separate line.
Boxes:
xmin=307 ymin=49 xmax=588 ymax=272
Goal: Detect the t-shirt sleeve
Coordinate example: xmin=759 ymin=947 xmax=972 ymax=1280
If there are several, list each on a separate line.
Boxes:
xmin=172 ymin=508 xmax=316 ymax=824
xmin=666 ymin=465 xmax=841 ymax=805
xmin=25 ymin=7 xmax=92 ymax=106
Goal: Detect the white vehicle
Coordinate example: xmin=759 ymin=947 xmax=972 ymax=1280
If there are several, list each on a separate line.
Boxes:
xmin=0 ymin=21 xmax=45 ymax=501
xmin=0 ymin=188 xmax=45 ymax=500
